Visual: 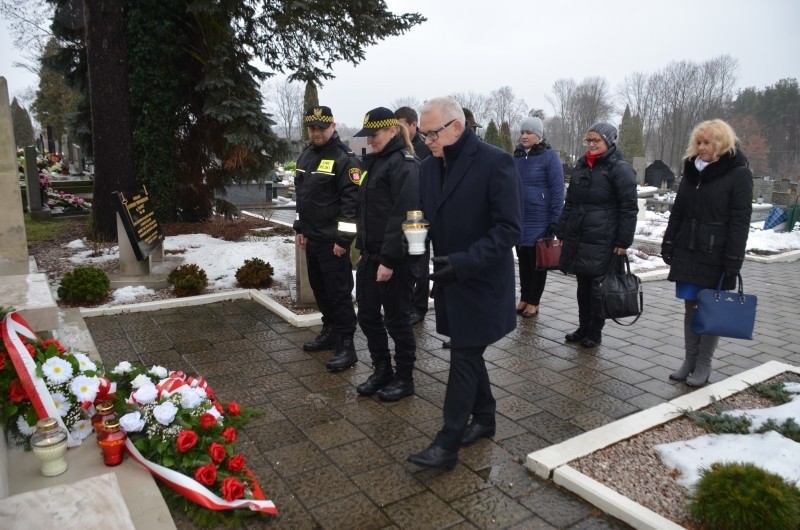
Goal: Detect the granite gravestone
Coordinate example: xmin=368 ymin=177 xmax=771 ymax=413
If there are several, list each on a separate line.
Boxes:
xmin=111 ymin=188 xmax=165 ymax=277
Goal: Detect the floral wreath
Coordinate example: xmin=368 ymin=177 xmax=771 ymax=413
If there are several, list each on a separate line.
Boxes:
xmin=1 ymin=310 xmax=276 ymax=525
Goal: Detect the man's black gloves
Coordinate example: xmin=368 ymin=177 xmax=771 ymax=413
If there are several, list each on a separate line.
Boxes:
xmin=547 ymin=224 xmax=558 ymax=237
xmin=429 ymin=256 xmax=456 ymax=286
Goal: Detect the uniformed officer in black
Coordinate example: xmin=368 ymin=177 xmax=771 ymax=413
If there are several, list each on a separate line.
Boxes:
xmin=293 ymin=106 xmax=361 ymax=372
xmin=395 ymin=106 xmax=431 ymax=327
xmin=352 ymin=107 xmax=420 ymax=401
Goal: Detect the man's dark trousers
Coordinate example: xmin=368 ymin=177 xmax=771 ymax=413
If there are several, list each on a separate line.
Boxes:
xmin=433 ymin=345 xmax=495 ymax=451
xmin=305 ymin=238 xmax=356 ymax=337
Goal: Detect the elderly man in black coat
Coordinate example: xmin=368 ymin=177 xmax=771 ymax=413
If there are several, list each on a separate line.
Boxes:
xmin=407 ymin=97 xmax=522 ymax=470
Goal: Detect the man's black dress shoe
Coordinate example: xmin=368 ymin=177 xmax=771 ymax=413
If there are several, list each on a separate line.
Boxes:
xmin=407 ymin=444 xmax=458 ymax=470
xmin=461 ymin=422 xmax=496 ymax=446
xmin=442 ymin=340 xmax=450 ymax=349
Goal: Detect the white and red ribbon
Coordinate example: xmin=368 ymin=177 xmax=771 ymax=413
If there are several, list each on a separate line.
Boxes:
xmin=156 ymin=371 xmax=208 ymax=399
xmin=1 ymin=312 xmax=78 ymax=446
xmin=125 ymin=439 xmax=277 ymax=514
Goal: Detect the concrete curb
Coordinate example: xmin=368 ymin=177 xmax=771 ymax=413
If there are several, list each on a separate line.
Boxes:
xmin=526 ymin=360 xmax=800 ymax=529
xmin=80 ymin=289 xmax=324 ymax=327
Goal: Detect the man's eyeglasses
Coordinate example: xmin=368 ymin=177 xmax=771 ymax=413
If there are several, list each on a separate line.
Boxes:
xmin=422 ymin=119 xmax=456 ymax=141
xmin=583 ymin=137 xmax=604 ymax=145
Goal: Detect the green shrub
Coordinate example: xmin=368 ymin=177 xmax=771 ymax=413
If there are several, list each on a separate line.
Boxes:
xmin=689 ymin=462 xmax=800 ymax=529
xmin=235 ymin=257 xmax=274 ymax=288
xmin=167 ymin=264 xmax=208 ymax=297
xmin=57 ymin=266 xmax=111 ymax=304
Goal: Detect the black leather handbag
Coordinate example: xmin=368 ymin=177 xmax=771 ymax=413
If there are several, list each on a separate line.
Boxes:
xmin=592 ymin=254 xmax=643 ymax=326
xmin=692 ymin=272 xmax=757 ymax=340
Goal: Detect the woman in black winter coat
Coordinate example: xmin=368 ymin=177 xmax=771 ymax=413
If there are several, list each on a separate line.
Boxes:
xmin=352 ymin=107 xmax=420 ymax=402
xmin=661 ymin=119 xmax=753 ymax=387
xmin=556 ymin=122 xmax=638 ymax=348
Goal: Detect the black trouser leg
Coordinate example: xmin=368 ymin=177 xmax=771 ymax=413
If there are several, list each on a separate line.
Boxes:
xmin=356 ymin=256 xmax=416 ymax=374
xmin=306 ymin=239 xmax=356 ymax=336
xmin=434 ymin=345 xmax=494 ymax=452
xmin=576 ymin=274 xmax=604 ymax=340
xmin=410 ymin=246 xmax=430 ymax=316
xmin=517 ymin=246 xmax=534 ymax=303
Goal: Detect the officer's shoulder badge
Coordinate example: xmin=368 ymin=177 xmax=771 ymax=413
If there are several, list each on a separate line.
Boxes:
xmin=349 ymin=167 xmax=362 ymax=185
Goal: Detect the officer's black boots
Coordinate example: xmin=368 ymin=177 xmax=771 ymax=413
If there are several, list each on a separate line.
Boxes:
xmin=377 ymin=375 xmax=414 ymax=401
xmin=303 ymin=325 xmax=338 ymax=351
xmin=356 ymin=362 xmax=394 ymax=395
xmin=325 ymin=335 xmax=357 ymax=372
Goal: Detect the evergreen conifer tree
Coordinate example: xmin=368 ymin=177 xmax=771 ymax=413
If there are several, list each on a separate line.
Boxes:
xmin=484 ymin=120 xmax=501 ymax=147
xmin=301 ymin=80 xmax=319 ymax=142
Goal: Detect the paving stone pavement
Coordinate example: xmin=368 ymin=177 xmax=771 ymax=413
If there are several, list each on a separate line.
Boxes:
xmin=84 ymin=259 xmax=800 ymax=529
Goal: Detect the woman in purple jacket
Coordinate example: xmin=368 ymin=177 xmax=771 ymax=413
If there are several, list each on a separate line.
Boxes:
xmin=513 ymin=116 xmax=564 ymax=317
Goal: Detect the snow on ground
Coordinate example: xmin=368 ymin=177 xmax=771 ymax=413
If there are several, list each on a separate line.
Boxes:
xmin=635 ymin=210 xmax=800 ymax=253
xmin=60 ymin=211 xmax=798 ymax=307
xmin=655 ymin=383 xmax=800 ymax=489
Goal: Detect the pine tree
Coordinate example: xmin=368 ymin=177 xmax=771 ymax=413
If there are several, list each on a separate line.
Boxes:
xmin=618 ymin=105 xmax=645 ymax=160
xmin=10 ymin=98 xmax=35 ymax=149
xmin=484 ymin=120 xmax=501 ymax=147
xmin=301 ymin=80 xmax=319 ymax=142
xmin=500 ymin=121 xmax=513 ymax=153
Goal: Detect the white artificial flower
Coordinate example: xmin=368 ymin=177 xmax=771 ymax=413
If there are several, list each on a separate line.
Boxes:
xmin=42 ymin=357 xmax=74 ymax=384
xmin=149 ymin=365 xmax=168 ymax=379
xmin=130 ymin=373 xmax=153 ymax=389
xmin=179 ymin=388 xmax=204 ymax=409
xmin=112 ymin=361 xmax=133 ymax=374
xmin=16 ymin=416 xmax=37 ymax=436
xmin=153 ymin=401 xmax=178 ymax=426
xmin=119 ymin=411 xmax=145 ymax=433
xmin=132 ymin=383 xmax=158 ymax=404
xmin=73 ymin=352 xmax=97 ymax=373
xmin=70 ymin=375 xmax=100 ymax=403
xmin=51 ymin=392 xmax=70 ymax=417
xmin=71 ymin=419 xmax=93 ymax=441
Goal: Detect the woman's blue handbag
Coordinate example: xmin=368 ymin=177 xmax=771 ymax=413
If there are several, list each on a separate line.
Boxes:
xmin=691 ymin=273 xmax=757 ymax=339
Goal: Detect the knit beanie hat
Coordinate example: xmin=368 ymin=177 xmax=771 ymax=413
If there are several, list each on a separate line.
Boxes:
xmin=519 ymin=116 xmax=544 ymax=138
xmin=588 ymin=122 xmax=617 ymax=147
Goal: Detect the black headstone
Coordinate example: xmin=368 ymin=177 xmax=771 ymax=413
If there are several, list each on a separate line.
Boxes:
xmin=111 ymin=187 xmax=165 ymax=261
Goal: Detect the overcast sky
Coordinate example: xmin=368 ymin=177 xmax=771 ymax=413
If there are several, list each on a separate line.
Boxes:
xmin=2 ymin=0 xmax=799 ymax=129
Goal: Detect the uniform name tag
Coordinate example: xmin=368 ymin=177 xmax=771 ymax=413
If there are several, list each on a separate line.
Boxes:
xmin=317 ymin=159 xmax=334 ymax=173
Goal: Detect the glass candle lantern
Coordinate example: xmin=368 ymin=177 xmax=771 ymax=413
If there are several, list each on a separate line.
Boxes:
xmin=401 ymin=210 xmax=429 ymax=256
xmin=91 ymin=401 xmax=116 ymax=435
xmin=97 ymin=419 xmax=127 ymax=466
xmin=31 ymin=417 xmax=69 ymax=477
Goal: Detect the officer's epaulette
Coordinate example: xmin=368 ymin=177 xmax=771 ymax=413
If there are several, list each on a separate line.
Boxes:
xmin=402 ymin=149 xmax=416 ymax=161
xmin=339 ymin=143 xmax=356 ymax=156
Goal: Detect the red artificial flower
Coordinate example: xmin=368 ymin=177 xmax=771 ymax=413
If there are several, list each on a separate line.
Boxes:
xmin=193 ymin=463 xmax=217 ymax=486
xmin=25 ymin=343 xmax=36 ymax=357
xmin=41 ymin=338 xmax=66 ymax=354
xmin=176 ymin=430 xmax=199 ymax=453
xmin=221 ymin=427 xmax=237 ymax=444
xmin=226 ymin=454 xmax=246 ymax=473
xmin=227 ymin=401 xmax=241 ymax=416
xmin=8 ymin=379 xmax=28 ymax=403
xmin=208 ymin=442 xmax=226 ymax=464
xmin=199 ymin=412 xmax=217 ymax=430
xmin=221 ymin=477 xmax=245 ymax=501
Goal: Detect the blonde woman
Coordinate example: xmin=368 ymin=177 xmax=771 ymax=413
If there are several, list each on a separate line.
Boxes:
xmin=352 ymin=107 xmax=420 ymax=401
xmin=661 ymin=119 xmax=753 ymax=386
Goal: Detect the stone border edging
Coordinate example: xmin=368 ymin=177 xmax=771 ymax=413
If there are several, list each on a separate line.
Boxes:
xmin=526 ymin=360 xmax=800 ymax=529
xmin=80 ymin=289 xmax=323 ymax=328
